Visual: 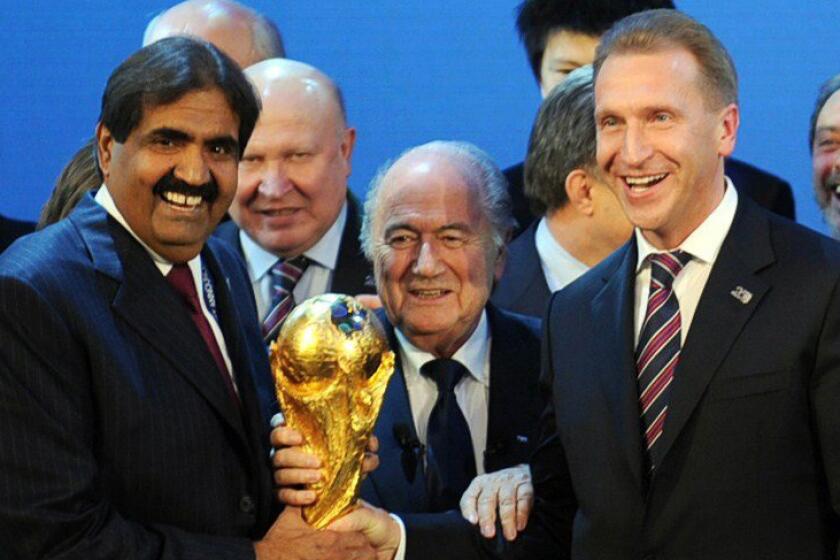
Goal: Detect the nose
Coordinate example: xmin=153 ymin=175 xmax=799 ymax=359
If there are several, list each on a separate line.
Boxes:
xmin=620 ymin=123 xmax=653 ymax=167
xmin=174 ymin=146 xmax=211 ymax=186
xmin=412 ymin=239 xmax=445 ymax=277
xmin=256 ymin=162 xmax=294 ymax=199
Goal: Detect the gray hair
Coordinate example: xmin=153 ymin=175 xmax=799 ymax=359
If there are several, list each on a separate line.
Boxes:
xmin=810 ymin=74 xmax=840 ymax=152
xmin=525 ymin=65 xmax=595 ymax=215
xmin=360 ymin=140 xmax=514 ymax=260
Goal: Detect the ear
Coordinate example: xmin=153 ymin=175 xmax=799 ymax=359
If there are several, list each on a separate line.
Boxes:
xmin=95 ymin=122 xmax=114 ymax=183
xmin=565 ymin=168 xmax=595 ymax=217
xmin=493 ymin=241 xmax=508 ymax=283
xmin=717 ymin=103 xmax=739 ymax=158
xmin=340 ymin=127 xmax=357 ymax=176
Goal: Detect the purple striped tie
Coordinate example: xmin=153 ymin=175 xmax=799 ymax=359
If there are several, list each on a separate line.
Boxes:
xmin=262 ymin=256 xmax=309 ymax=343
xmin=635 ymin=250 xmax=691 ymax=473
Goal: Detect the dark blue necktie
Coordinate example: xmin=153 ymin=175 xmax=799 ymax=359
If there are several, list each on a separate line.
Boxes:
xmin=421 ymin=358 xmax=477 ymax=512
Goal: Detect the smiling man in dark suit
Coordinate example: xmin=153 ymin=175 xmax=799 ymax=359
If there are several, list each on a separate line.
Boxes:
xmin=503 ymin=10 xmax=840 ymax=558
xmin=0 ymin=37 xmax=375 ymax=560
xmin=271 ymin=141 xmax=546 ymax=559
xmin=504 ymin=0 xmax=795 ymax=237
xmin=215 ymin=58 xmax=375 ymax=422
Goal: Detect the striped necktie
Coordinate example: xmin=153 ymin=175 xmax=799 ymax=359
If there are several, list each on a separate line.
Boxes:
xmin=635 ymin=250 xmax=691 ymax=473
xmin=262 ymin=256 xmax=309 ymax=343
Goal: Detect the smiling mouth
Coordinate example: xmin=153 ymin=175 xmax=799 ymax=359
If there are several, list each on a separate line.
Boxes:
xmin=409 ymin=288 xmax=450 ymax=299
xmin=259 ymin=208 xmax=299 ymax=217
xmin=624 ymin=173 xmax=668 ymax=191
xmin=160 ymin=190 xmax=205 ymax=210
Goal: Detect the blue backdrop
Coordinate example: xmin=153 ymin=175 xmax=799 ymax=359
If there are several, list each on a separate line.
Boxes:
xmin=3 ymin=1 xmax=839 ymax=235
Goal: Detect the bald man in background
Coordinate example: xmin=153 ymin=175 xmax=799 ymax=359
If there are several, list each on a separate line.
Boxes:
xmin=143 ymin=0 xmax=285 ymax=68
xmin=216 ymin=59 xmax=376 ymax=420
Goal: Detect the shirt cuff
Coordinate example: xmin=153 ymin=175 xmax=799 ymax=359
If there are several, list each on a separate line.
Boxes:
xmin=389 ymin=513 xmax=406 ymax=560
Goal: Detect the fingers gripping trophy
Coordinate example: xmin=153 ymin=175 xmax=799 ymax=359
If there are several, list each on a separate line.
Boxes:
xmin=270 ymin=294 xmax=395 ymax=528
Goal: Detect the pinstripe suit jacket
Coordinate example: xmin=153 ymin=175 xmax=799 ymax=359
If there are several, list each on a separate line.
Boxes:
xmin=0 ymin=195 xmax=275 ymax=559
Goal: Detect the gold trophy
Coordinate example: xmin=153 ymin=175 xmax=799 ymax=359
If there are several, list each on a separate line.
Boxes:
xmin=269 ymin=294 xmax=395 ymax=528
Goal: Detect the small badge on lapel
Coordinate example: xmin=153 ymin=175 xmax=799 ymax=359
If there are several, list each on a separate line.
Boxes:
xmin=730 ymin=285 xmax=753 ymax=304
xmin=516 ymin=434 xmax=529 ymax=444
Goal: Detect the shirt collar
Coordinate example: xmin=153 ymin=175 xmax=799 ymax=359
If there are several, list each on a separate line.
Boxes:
xmin=240 ymin=199 xmax=348 ymax=281
xmin=635 ymin=176 xmax=738 ymax=271
xmin=394 ymin=308 xmax=490 ymax=387
xmin=534 ymin=216 xmax=589 ymax=291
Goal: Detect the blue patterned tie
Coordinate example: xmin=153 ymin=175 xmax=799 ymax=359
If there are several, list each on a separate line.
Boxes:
xmin=421 ymin=358 xmax=477 ymax=512
xmin=635 ymin=250 xmax=691 ymax=473
xmin=262 ymin=256 xmax=309 ymax=343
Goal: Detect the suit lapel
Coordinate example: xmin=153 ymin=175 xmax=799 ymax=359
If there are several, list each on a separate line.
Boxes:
xmin=657 ymin=201 xmax=774 ymax=464
xmin=98 ymin=216 xmax=247 ymax=441
xmin=368 ymin=311 xmax=429 ymax=512
xmin=591 ymin=241 xmax=646 ymax=488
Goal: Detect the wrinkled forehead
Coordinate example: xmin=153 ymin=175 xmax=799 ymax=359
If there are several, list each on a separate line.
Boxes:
xmin=376 ymin=153 xmax=487 ymax=233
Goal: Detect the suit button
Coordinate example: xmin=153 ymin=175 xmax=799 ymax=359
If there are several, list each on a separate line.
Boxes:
xmin=240 ymin=495 xmax=255 ymax=514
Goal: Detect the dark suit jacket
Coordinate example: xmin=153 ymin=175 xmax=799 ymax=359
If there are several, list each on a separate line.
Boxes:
xmin=511 ymin=198 xmax=840 ymax=559
xmin=214 ymin=193 xmax=375 ymax=424
xmin=491 ymin=222 xmax=549 ymax=318
xmin=0 ymin=214 xmax=35 ymax=253
xmin=361 ymin=305 xmax=544 ymax=559
xmin=0 ymin=195 xmax=275 ymax=559
xmin=503 ymin=158 xmax=796 ymax=237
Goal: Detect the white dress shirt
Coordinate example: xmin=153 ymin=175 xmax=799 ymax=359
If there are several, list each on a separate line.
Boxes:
xmin=240 ymin=201 xmax=348 ymax=321
xmin=94 ymin=185 xmax=236 ymax=389
xmin=535 ymin=216 xmax=590 ymax=291
xmin=633 ymin=178 xmax=739 ymax=347
xmin=395 ymin=310 xmax=491 ymax=476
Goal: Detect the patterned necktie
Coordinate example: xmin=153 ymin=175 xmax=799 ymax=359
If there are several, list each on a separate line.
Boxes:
xmin=421 ymin=358 xmax=477 ymax=512
xmin=262 ymin=256 xmax=310 ymax=343
xmin=167 ymin=264 xmax=239 ymax=406
xmin=635 ymin=250 xmax=691 ymax=473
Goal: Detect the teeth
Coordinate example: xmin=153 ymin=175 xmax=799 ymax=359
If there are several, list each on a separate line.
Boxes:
xmin=161 ymin=191 xmax=202 ymax=208
xmin=625 ymin=173 xmax=667 ymax=186
xmin=412 ymin=289 xmax=445 ymax=297
xmin=833 ymin=185 xmax=840 ymax=195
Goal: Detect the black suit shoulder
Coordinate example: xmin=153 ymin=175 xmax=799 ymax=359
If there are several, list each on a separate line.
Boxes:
xmin=0 ymin=214 xmax=36 ymax=254
xmin=725 ymin=157 xmax=795 ymax=219
xmin=492 ymin=222 xmax=550 ymax=317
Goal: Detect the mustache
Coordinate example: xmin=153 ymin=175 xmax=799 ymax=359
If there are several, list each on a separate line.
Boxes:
xmin=152 ymin=170 xmax=219 ymax=203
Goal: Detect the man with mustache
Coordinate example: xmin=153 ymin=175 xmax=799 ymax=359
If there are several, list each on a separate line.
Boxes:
xmin=0 ymin=37 xmax=375 ymax=560
xmin=811 ymin=74 xmax=840 ymax=238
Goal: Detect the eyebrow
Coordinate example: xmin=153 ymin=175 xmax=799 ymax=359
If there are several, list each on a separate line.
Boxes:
xmin=146 ymin=127 xmax=239 ymax=153
xmin=147 ymin=127 xmax=192 ymax=142
xmin=383 ymin=222 xmax=473 ymax=237
xmin=816 ymin=126 xmax=840 ymax=135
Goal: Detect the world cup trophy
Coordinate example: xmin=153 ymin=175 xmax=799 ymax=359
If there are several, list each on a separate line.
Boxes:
xmin=269 ymin=294 xmax=395 ymax=529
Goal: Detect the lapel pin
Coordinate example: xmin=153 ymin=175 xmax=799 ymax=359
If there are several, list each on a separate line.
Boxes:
xmin=516 ymin=435 xmax=529 ymax=443
xmin=730 ymin=286 xmax=753 ymax=304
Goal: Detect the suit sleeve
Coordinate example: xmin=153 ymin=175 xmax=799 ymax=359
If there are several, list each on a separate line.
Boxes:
xmin=0 ymin=275 xmax=255 ymax=560
xmin=810 ymin=273 xmax=840 ymax=559
xmin=502 ymin=300 xmax=576 ymax=560
xmin=467 ymin=297 xmax=575 ymax=560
